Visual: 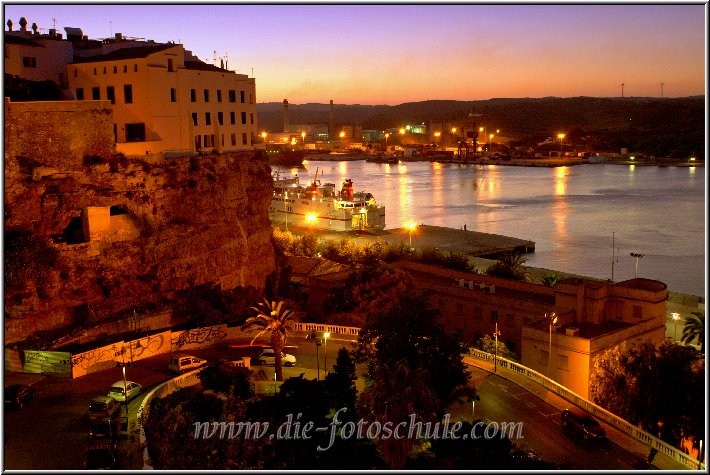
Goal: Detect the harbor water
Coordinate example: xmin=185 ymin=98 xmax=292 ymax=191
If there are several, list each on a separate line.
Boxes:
xmin=275 ymin=161 xmax=705 ymax=297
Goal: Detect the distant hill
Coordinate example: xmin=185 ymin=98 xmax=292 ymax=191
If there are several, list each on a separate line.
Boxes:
xmin=257 ymin=97 xmax=705 ymax=157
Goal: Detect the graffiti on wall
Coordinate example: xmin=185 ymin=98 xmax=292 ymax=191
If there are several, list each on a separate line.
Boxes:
xmin=171 ymin=325 xmax=227 ymax=348
xmin=127 ymin=332 xmax=169 ymax=361
xmin=24 ymin=351 xmax=73 ymax=375
xmin=71 ymin=343 xmax=122 ymax=372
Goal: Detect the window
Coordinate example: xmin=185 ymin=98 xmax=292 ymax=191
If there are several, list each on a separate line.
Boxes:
xmin=92 ymin=87 xmax=100 ymax=100
xmin=167 ymin=58 xmax=174 ymax=72
xmin=73 ymin=68 xmax=78 ymax=77
xmin=491 ymin=310 xmax=499 ymax=321
xmin=190 ymin=89 xmax=196 ymax=102
xmin=123 ymin=85 xmax=133 ymax=104
xmin=106 ymin=86 xmax=115 ymax=104
xmin=204 ymin=89 xmax=209 ymax=102
xmin=217 ymin=90 xmax=222 ymax=102
xmin=170 ymin=88 xmax=176 ymax=102
xmin=249 ymin=93 xmax=253 ymax=104
xmin=113 ymin=66 xmax=117 ymax=73
xmin=195 ymin=135 xmax=202 ymax=149
xmin=231 ymin=133 xmax=236 ymax=146
xmin=191 ymin=113 xmax=198 ymax=126
xmin=242 ymin=132 xmax=248 ymax=145
xmin=203 ymin=134 xmax=214 ymax=148
xmin=221 ymin=134 xmax=224 ymax=146
xmin=113 ymin=124 xmax=117 ymax=143
xmin=557 ymin=354 xmax=569 ymax=371
xmin=217 ymin=112 xmax=223 ymax=125
xmin=123 ymin=65 xmax=127 ymax=73
xmin=250 ymin=113 xmax=254 ymax=124
xmin=230 ymin=111 xmax=235 ymax=125
xmin=240 ymin=90 xmax=245 ymax=103
xmin=134 ymin=64 xmax=138 ymax=72
xmin=229 ymin=90 xmax=236 ymax=102
xmin=125 ymin=123 xmax=145 ymax=142
xmin=241 ymin=112 xmax=247 ymax=124
xmin=93 ymin=68 xmax=97 ymax=75
xmin=205 ymin=113 xmax=211 ymax=126
xmin=76 ymin=88 xmax=84 ymax=100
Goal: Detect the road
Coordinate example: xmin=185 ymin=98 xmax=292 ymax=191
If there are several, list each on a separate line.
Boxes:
xmin=3 ymin=335 xmax=642 ymax=470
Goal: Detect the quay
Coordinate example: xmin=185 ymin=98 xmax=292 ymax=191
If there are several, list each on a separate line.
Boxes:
xmin=277 ymin=223 xmax=535 ymax=259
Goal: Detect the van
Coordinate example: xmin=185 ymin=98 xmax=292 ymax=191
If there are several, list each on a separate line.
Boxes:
xmin=168 ymin=354 xmax=208 ymax=373
xmin=88 ymin=396 xmax=121 ymax=424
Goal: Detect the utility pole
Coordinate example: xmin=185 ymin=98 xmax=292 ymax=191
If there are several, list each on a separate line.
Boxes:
xmin=661 ymin=82 xmax=664 ymax=98
xmin=621 ymin=83 xmax=625 ymax=98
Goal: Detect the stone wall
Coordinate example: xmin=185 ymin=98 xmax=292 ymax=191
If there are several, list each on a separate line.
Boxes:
xmin=4 ymin=103 xmax=276 ymax=344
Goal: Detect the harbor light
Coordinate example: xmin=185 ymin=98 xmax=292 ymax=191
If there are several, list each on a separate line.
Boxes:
xmin=405 ymin=222 xmax=417 ymax=249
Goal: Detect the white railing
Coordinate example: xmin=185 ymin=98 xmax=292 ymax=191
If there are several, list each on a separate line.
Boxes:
xmin=137 ymin=358 xmax=249 ymax=469
xmin=467 ymin=348 xmax=703 ymax=470
xmin=293 ymin=322 xmax=361 ymax=337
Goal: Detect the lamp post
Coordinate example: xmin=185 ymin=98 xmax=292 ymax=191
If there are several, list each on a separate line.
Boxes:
xmin=493 ymin=322 xmax=501 ymax=373
xmin=672 ymin=312 xmax=680 ymax=340
xmin=557 ymin=133 xmax=565 ymax=155
xmin=315 ymin=338 xmax=321 ymax=381
xmin=434 ymin=131 xmax=441 ymax=149
xmin=323 ymin=331 xmax=330 ymax=375
xmin=630 ymin=253 xmax=644 ymax=278
xmin=116 ymin=352 xmax=131 ymax=421
xmin=301 ymin=131 xmax=306 ymax=147
xmin=384 ymin=132 xmax=390 ymax=152
xmin=261 ymin=131 xmax=267 ymax=144
xmin=405 ymin=222 xmax=417 ymax=250
xmin=546 ymin=312 xmax=558 ymax=379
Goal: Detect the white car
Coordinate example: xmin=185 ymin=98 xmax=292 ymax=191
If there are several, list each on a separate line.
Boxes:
xmin=108 ymin=380 xmax=142 ymax=402
xmin=168 ymin=354 xmax=208 ymax=373
xmin=258 ymin=348 xmax=296 ymax=367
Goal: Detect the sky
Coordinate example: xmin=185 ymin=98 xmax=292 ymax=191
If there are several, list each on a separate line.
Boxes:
xmin=3 ymin=3 xmax=707 ymax=105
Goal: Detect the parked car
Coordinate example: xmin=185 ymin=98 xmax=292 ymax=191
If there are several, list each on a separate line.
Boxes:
xmin=4 ymin=384 xmax=35 ymax=409
xmin=108 ymin=380 xmax=142 ymax=402
xmin=256 ymin=348 xmax=296 ymax=367
xmin=561 ymin=408 xmax=606 ymax=441
xmin=89 ymin=396 xmax=121 ymax=425
xmin=85 ymin=438 xmax=118 ymax=469
xmin=89 ymin=419 xmax=120 ymax=440
xmin=168 ymin=354 xmax=208 ymax=373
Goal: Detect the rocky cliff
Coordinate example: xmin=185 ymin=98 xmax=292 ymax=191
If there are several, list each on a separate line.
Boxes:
xmin=4 ymin=101 xmax=276 ymax=344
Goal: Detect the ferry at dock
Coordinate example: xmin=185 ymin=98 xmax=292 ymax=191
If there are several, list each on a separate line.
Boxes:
xmin=270 ymin=168 xmax=386 ymax=231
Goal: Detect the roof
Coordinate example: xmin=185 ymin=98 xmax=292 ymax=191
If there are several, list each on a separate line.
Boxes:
xmin=72 ymin=43 xmax=177 ymax=63
xmin=614 ymin=278 xmax=667 ymax=292
xmin=184 ymin=60 xmax=233 ymax=73
xmin=4 ymin=35 xmax=45 ymax=47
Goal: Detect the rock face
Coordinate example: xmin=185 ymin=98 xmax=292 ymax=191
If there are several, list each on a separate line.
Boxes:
xmin=4 ymin=100 xmax=276 ymax=344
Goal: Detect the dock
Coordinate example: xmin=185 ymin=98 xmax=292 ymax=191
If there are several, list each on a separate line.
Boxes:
xmin=277 ymin=223 xmax=535 ymax=259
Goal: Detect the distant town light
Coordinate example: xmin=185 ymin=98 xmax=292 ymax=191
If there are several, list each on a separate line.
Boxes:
xmin=339 ymin=131 xmax=345 ymax=138
xmin=399 ymin=128 xmax=405 ymax=134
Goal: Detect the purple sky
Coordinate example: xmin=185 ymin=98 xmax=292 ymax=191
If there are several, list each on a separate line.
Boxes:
xmin=4 ymin=4 xmax=706 ymax=104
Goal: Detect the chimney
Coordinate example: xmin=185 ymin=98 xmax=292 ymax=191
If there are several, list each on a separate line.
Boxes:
xmin=283 ymin=99 xmax=289 ymax=133
xmin=329 ymin=100 xmax=334 ymax=139
xmin=115 ymin=32 xmax=122 ymax=41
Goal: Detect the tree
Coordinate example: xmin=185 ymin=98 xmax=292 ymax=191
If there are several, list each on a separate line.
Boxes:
xmin=473 ymin=334 xmax=518 ymax=361
xmin=359 ymin=359 xmax=439 ymax=469
xmin=485 ymin=251 xmax=530 ymax=281
xmin=354 ymin=289 xmax=471 ymax=409
xmin=681 ymin=311 xmax=704 ymax=354
xmin=324 ymin=348 xmax=358 ymax=421
xmin=590 ymin=340 xmax=704 ymax=445
xmin=241 ymin=299 xmax=296 ymax=381
xmin=541 ymin=272 xmax=562 ymax=287
xmin=198 ymin=361 xmax=254 ymax=400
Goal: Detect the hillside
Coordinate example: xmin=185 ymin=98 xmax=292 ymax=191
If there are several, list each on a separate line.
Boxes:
xmin=257 ymin=97 xmax=705 ymax=157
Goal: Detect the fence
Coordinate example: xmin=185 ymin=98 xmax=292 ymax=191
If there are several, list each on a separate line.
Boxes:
xmin=467 ymin=348 xmax=703 ymax=470
xmin=293 ymin=322 xmax=361 ymax=337
xmin=137 ymin=357 xmax=250 ymax=469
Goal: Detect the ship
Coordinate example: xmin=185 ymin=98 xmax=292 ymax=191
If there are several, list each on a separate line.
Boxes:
xmin=270 ymin=168 xmax=386 ymax=231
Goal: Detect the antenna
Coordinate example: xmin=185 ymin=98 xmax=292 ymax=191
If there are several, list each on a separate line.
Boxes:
xmin=109 ymin=20 xmax=112 ymax=36
xmin=213 ymin=50 xmax=217 ymax=65
xmin=621 ymin=83 xmax=625 ymax=98
xmin=52 ymin=18 xmax=57 ymax=29
xmin=251 ymin=67 xmax=254 ymax=77
xmin=661 ymin=82 xmax=664 ymax=98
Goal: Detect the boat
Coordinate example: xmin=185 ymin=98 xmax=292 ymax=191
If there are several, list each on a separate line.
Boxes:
xmin=270 ymin=168 xmax=386 ymax=231
xmin=266 ymin=149 xmax=306 ymax=167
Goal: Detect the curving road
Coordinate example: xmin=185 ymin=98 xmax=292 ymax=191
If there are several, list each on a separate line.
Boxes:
xmin=3 ymin=335 xmax=642 ymax=470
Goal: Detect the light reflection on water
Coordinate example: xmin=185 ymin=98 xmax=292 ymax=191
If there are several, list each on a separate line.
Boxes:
xmin=282 ymin=161 xmax=705 ymax=296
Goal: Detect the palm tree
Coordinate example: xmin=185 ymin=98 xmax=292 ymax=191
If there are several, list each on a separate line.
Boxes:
xmin=485 ymin=251 xmax=530 ymax=281
xmin=241 ymin=299 xmax=295 ymax=381
xmin=681 ymin=311 xmax=704 ymax=354
xmin=359 ymin=360 xmax=439 ymax=469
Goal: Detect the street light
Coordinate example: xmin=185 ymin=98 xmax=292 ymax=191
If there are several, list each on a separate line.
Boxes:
xmin=405 ymin=222 xmax=417 ymax=249
xmin=489 ymin=134 xmax=494 ymax=155
xmin=557 ymin=133 xmax=566 ymax=155
xmin=384 ymin=132 xmax=390 ymax=152
xmin=301 ymin=131 xmax=306 ymax=146
xmin=434 ymin=131 xmax=441 ymax=149
xmin=261 ymin=131 xmax=267 ymax=144
xmin=323 ymin=331 xmax=330 ymax=375
xmin=546 ymin=312 xmax=558 ymax=379
xmin=493 ymin=322 xmax=501 ymax=373
xmin=630 ymin=252 xmax=645 ymax=278
xmin=672 ymin=312 xmax=680 ymax=340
